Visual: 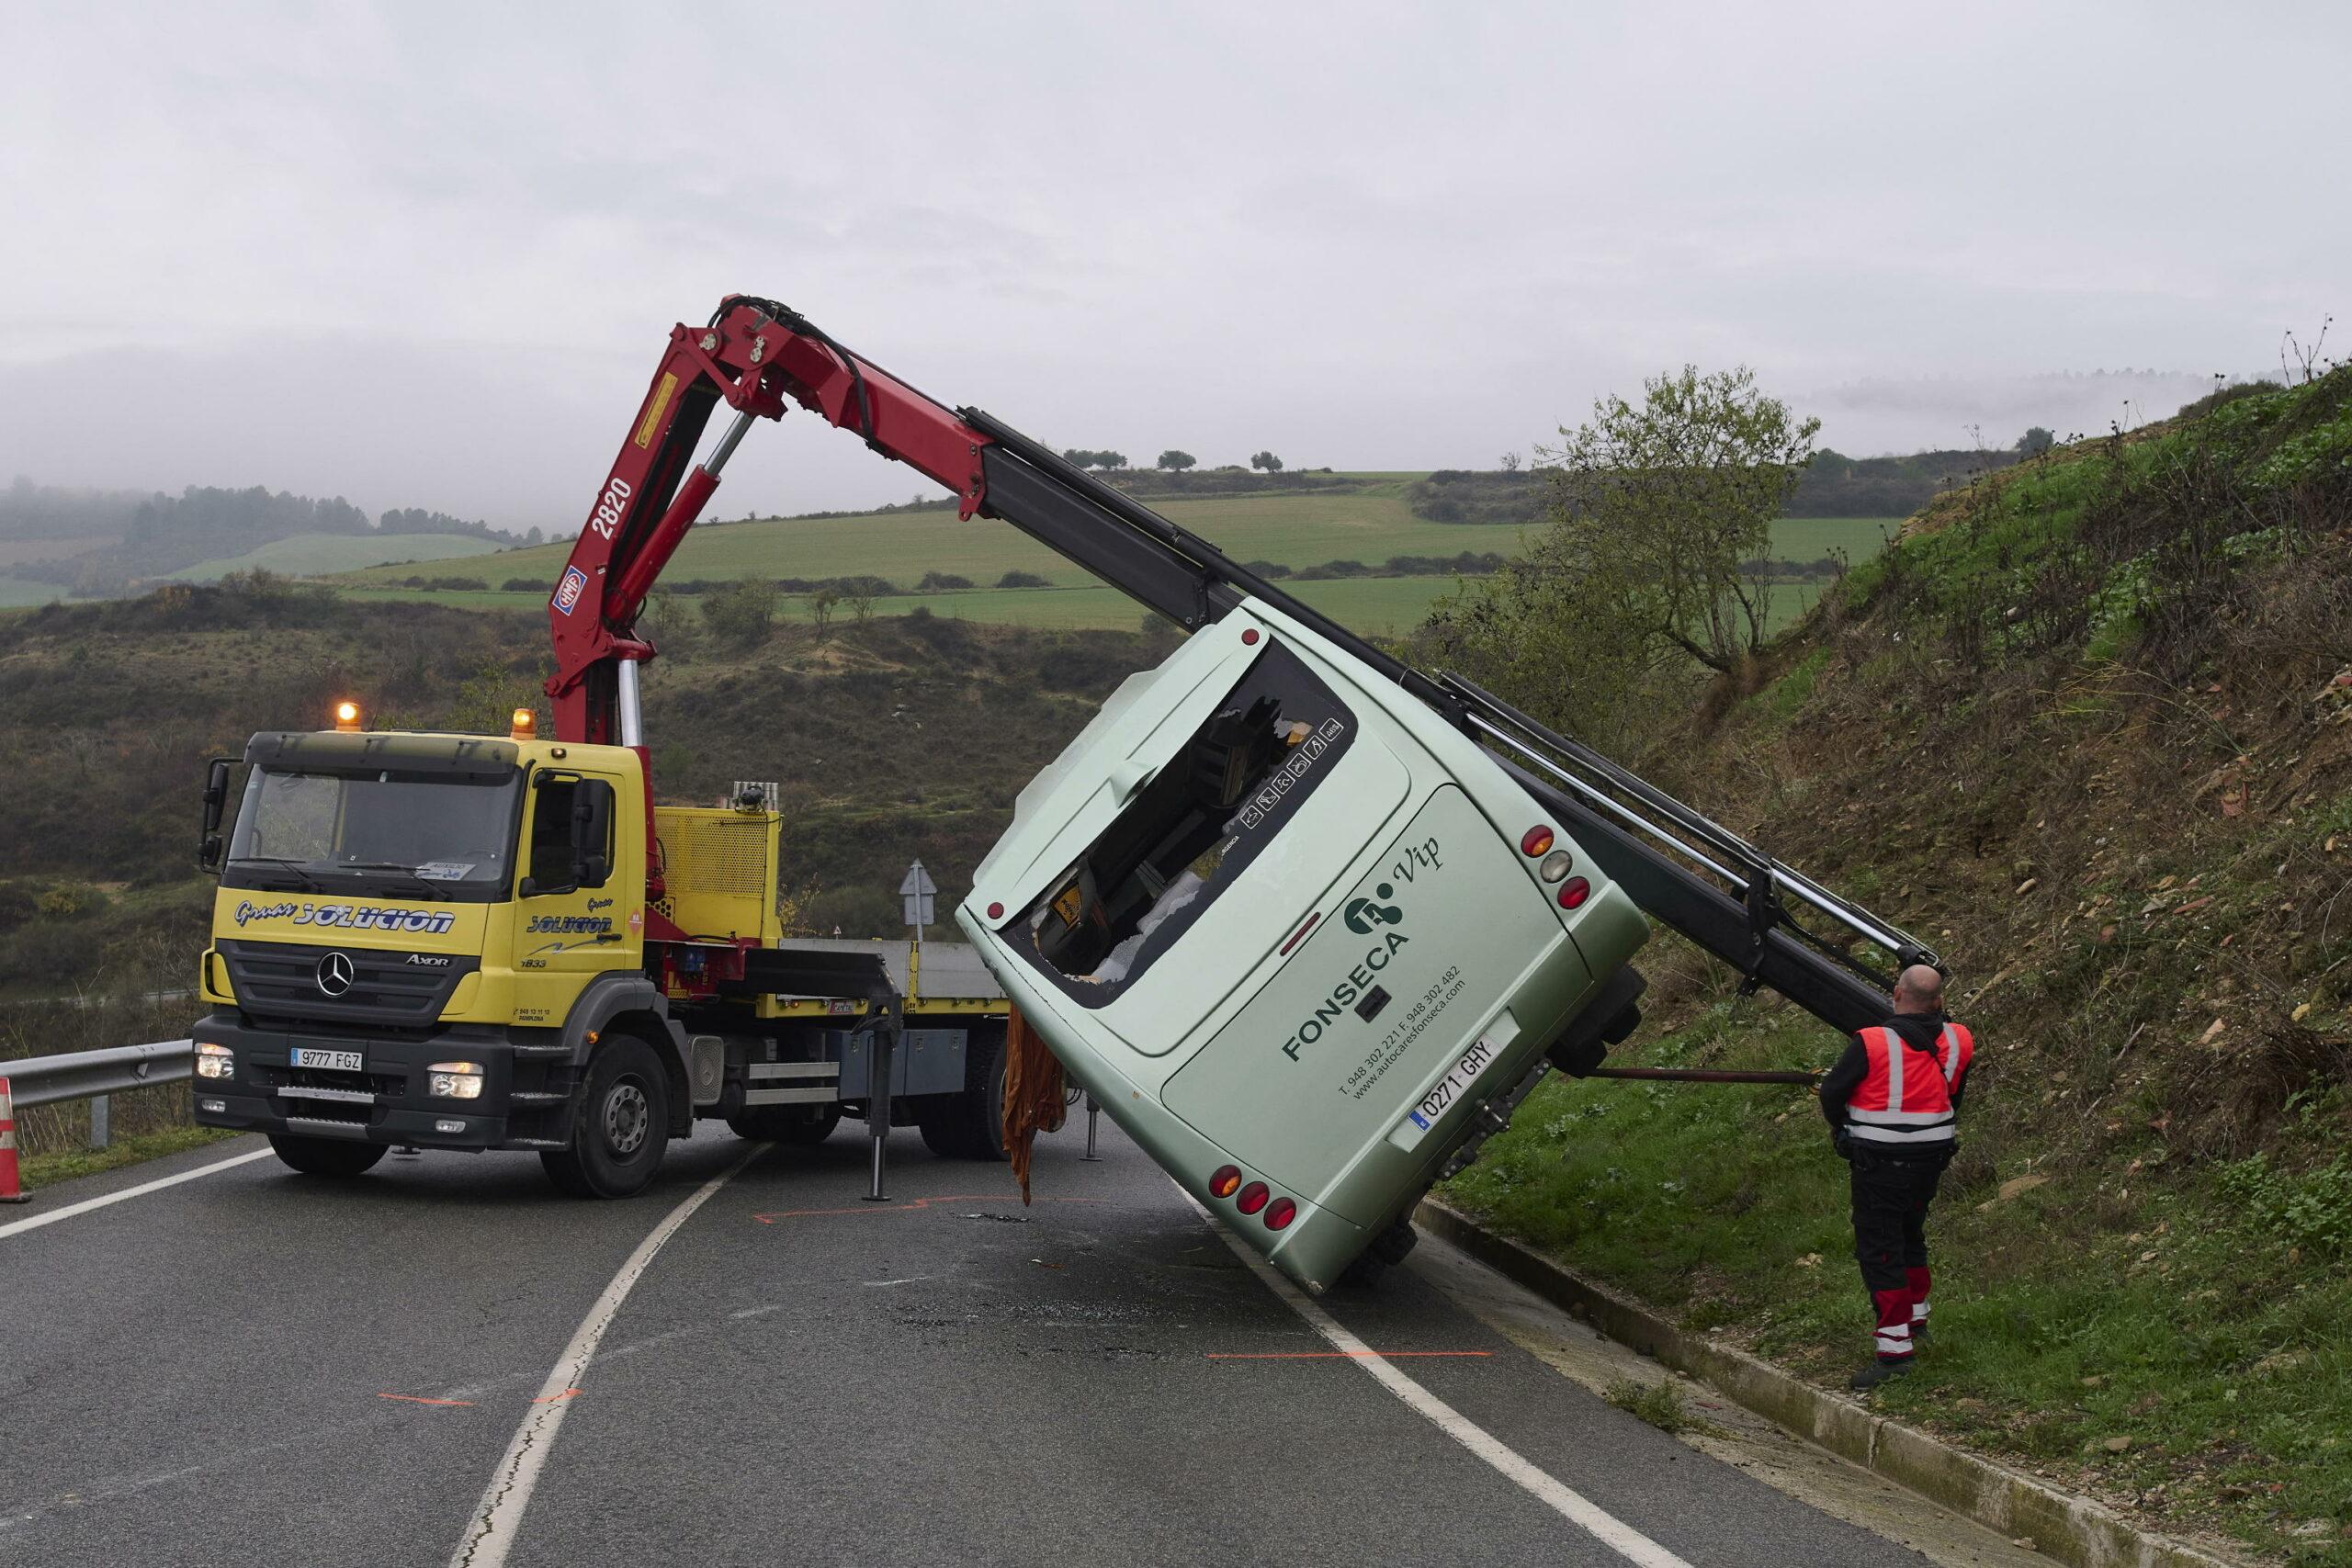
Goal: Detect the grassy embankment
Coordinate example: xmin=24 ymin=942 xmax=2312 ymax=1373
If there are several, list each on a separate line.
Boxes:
xmin=1442 ymin=370 xmax=2352 ymax=1562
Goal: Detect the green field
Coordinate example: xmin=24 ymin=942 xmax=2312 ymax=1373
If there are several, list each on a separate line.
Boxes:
xmin=342 ymin=575 xmax=1827 ymax=637
xmin=0 ymin=578 xmax=67 ymax=607
xmin=169 ymin=531 xmax=503 ymax=581
xmin=335 ymin=481 xmax=1894 ymax=602
xmin=342 ymin=486 xmax=1547 ymax=592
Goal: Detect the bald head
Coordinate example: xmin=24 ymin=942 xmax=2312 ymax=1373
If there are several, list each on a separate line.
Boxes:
xmin=1893 ymin=964 xmax=1945 ymax=1015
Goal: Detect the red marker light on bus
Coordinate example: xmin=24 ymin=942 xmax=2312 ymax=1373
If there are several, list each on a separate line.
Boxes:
xmin=1236 ymin=1181 xmax=1270 ymax=1215
xmin=1556 ymin=877 xmax=1591 ymax=910
xmin=1209 ymin=1165 xmax=1242 ymax=1199
xmin=1520 ymin=826 xmax=1555 ymax=857
xmin=1264 ymin=1197 xmax=1297 ymax=1231
xmin=987 ymin=902 xmax=1003 ymax=919
xmin=1241 ymin=628 xmax=1261 ymax=645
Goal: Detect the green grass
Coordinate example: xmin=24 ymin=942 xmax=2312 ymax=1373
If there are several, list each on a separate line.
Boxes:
xmin=0 ymin=577 xmax=67 ymax=607
xmin=341 ymin=491 xmax=1544 ymax=590
xmin=19 ymin=1124 xmax=241 ymax=1190
xmin=345 ymin=575 xmax=1484 ymax=635
xmin=1603 ymin=1379 xmax=1700 ymax=1434
xmin=345 ymin=574 xmax=1827 ymax=637
xmin=1770 ymin=517 xmax=1905 ymax=564
xmin=169 ymin=532 xmax=503 ymax=581
xmin=1445 ymin=1006 xmax=2352 ymax=1562
xmin=334 ymin=491 xmax=1901 ymax=592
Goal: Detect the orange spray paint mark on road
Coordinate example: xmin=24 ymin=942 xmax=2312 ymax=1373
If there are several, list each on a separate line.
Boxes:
xmin=529 ymin=1389 xmax=581 ymax=1404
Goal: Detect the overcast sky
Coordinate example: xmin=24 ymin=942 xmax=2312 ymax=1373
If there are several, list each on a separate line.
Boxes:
xmin=3 ymin=1 xmax=2345 ymax=528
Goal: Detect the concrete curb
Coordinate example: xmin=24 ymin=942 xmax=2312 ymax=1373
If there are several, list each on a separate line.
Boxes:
xmin=1413 ymin=1199 xmax=2248 ymax=1568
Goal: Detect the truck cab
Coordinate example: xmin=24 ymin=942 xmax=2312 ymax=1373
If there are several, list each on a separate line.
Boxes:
xmin=191 ymin=712 xmax=1011 ymax=1192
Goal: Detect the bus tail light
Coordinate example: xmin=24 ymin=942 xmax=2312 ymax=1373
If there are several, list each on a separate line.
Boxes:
xmin=1520 ymin=825 xmax=1555 ymax=857
xmin=1236 ymin=1180 xmax=1270 ymax=1215
xmin=1264 ymin=1198 xmax=1297 ymax=1231
xmin=1539 ymin=850 xmax=1574 ymax=883
xmin=1556 ymin=877 xmax=1591 ymax=910
xmin=1209 ymin=1165 xmax=1242 ymax=1199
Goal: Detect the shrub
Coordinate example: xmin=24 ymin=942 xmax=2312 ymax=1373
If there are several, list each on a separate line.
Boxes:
xmin=996 ymin=570 xmax=1050 ymax=589
xmin=501 ymin=577 xmax=542 ymax=592
xmin=37 ymin=883 xmax=106 ymax=920
xmin=915 ymin=571 xmax=974 ymax=592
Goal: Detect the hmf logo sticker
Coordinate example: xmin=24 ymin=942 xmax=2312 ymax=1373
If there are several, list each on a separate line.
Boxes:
xmin=553 ymin=565 xmax=588 ymax=616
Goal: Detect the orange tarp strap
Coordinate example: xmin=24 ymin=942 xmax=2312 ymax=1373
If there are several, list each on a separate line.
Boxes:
xmin=1001 ymin=1002 xmax=1067 ymax=1203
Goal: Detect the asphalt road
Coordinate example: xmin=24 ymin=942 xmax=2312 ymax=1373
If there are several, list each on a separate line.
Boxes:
xmin=2 ymin=1121 xmax=2034 ymax=1568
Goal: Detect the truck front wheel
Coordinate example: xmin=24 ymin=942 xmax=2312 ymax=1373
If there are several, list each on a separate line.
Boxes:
xmin=542 ymin=1035 xmax=671 ymax=1198
xmin=268 ymin=1134 xmax=387 ymax=1178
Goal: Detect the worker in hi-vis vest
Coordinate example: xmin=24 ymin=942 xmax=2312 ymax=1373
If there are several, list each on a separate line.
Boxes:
xmin=1818 ymin=963 xmax=1974 ymax=1391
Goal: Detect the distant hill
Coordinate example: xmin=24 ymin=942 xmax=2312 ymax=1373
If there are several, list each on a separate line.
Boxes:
xmin=166 ymin=532 xmax=502 ymax=581
xmin=1 ymin=479 xmax=536 ymax=594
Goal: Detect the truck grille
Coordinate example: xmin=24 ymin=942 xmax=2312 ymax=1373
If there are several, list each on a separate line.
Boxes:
xmin=220 ymin=940 xmax=477 ymax=1029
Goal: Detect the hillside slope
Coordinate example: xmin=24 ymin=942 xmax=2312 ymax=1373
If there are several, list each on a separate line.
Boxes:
xmin=1442 ymin=368 xmax=2352 ymax=1562
xmin=0 ymin=585 xmax=1163 ymax=996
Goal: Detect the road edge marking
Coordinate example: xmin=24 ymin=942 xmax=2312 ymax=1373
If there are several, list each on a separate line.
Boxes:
xmin=447 ymin=1145 xmax=767 ymax=1568
xmin=0 ymin=1147 xmax=275 ymax=1241
xmin=1175 ymin=1187 xmax=1693 ymax=1568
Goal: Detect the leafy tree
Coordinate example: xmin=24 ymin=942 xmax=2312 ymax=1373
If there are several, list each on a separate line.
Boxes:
xmin=1441 ymin=367 xmax=1815 ymax=700
xmin=808 ymin=585 xmax=839 ymax=635
xmin=1536 ymin=365 xmax=1816 ymax=675
xmin=915 ymin=570 xmax=974 ymax=592
xmin=996 ymin=570 xmax=1049 ymax=589
xmin=1250 ymin=451 xmax=1284 ymax=472
xmin=1157 ymin=449 xmax=1197 ymax=471
xmin=702 ymin=574 xmax=778 ymax=647
xmin=2016 ymin=426 xmax=2055 ymax=457
xmin=1498 ymin=451 xmax=1523 ymax=473
xmin=1060 ymin=448 xmax=1129 ymax=470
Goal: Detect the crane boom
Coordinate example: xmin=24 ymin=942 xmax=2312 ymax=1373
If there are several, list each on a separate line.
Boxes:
xmin=544 ymin=295 xmax=1939 ymax=1034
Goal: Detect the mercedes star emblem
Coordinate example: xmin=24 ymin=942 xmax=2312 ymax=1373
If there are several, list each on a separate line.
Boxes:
xmin=315 ymin=951 xmax=356 ymax=997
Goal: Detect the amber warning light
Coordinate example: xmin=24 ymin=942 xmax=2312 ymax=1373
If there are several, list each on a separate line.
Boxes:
xmin=333 ymin=701 xmax=361 ymax=733
xmin=511 ymin=707 xmax=537 ymax=740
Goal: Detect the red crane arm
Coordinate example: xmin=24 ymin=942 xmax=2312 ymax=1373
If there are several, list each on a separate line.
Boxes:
xmin=544 ymin=297 xmax=991 ymax=746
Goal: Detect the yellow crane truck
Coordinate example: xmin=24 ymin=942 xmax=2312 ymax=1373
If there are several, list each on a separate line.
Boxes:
xmin=190 ymin=709 xmax=1011 ymax=1194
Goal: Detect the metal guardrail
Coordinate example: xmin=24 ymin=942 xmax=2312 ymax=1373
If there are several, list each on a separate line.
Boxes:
xmin=2 ymin=1040 xmax=193 ymax=1148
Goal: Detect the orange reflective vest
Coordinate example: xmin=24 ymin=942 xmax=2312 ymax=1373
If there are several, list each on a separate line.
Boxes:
xmin=1846 ymin=1023 xmax=1973 ymax=1146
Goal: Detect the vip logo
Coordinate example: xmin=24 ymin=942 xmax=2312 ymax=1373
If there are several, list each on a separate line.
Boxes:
xmin=553 ymin=565 xmax=588 ymax=616
xmin=1344 ymin=882 xmax=1405 ymax=936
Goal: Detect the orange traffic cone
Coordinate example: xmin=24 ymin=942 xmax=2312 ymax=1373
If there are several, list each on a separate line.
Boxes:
xmin=0 ymin=1077 xmax=28 ymax=1202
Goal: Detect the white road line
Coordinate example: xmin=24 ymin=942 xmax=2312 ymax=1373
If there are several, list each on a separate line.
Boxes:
xmin=1179 ymin=1189 xmax=1693 ymax=1568
xmin=447 ymin=1145 xmax=767 ymax=1568
xmin=0 ymin=1148 xmax=275 ymax=1240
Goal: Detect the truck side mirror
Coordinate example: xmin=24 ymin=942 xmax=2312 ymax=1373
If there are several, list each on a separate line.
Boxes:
xmin=198 ymin=758 xmax=234 ymax=872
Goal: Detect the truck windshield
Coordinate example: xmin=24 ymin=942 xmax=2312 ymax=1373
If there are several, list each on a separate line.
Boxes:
xmin=224 ymin=766 xmax=522 ymax=900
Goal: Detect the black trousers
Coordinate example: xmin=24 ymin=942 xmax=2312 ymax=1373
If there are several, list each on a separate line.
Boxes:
xmin=1849 ymin=1145 xmax=1950 ymax=1292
